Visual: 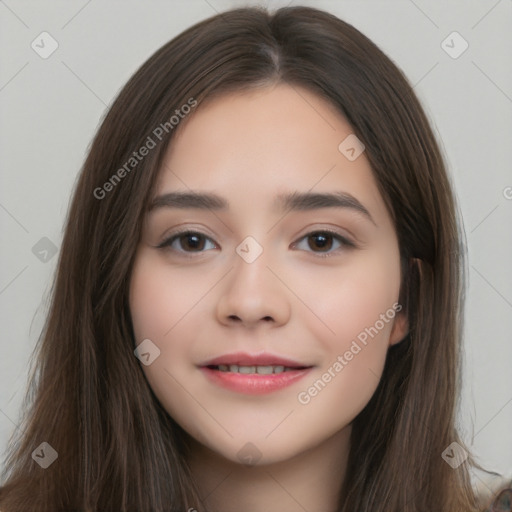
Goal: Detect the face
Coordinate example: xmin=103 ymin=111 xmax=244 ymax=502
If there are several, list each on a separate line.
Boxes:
xmin=129 ymin=84 xmax=407 ymax=466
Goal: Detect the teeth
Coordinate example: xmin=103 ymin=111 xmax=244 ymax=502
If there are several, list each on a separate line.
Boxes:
xmin=215 ymin=364 xmax=299 ymax=374
xmin=256 ymin=366 xmax=274 ymax=375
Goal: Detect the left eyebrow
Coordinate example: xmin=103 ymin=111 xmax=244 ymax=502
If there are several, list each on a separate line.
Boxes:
xmin=148 ymin=190 xmax=376 ymax=225
xmin=276 ymin=191 xmax=376 ymax=225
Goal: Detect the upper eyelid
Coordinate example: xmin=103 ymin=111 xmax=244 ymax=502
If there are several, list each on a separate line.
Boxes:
xmin=158 ymin=228 xmax=355 ymax=249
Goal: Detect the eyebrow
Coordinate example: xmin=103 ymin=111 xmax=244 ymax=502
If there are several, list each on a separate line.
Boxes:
xmin=149 ymin=190 xmax=375 ymax=224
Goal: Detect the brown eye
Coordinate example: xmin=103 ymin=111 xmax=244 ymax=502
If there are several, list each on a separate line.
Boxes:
xmin=177 ymin=233 xmax=206 ymax=251
xmin=157 ymin=231 xmax=216 ymax=253
xmin=307 ymin=232 xmax=334 ymax=252
xmin=157 ymin=228 xmax=355 ymax=259
xmin=292 ymin=230 xmax=355 ymax=258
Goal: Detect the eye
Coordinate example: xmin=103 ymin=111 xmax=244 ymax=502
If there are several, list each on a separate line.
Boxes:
xmin=157 ymin=230 xmax=217 ymax=256
xmin=156 ymin=228 xmax=355 ymax=259
xmin=292 ymin=230 xmax=355 ymax=258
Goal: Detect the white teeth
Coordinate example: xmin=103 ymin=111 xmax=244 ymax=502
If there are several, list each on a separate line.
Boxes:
xmin=238 ymin=365 xmax=255 ymax=374
xmin=215 ymin=364 xmax=300 ymax=374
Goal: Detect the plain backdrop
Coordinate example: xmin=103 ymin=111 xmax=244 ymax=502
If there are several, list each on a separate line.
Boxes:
xmin=1 ymin=0 xmax=511 ymax=490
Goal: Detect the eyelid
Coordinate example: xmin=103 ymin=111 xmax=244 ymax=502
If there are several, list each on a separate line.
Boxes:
xmin=155 ymin=226 xmax=356 ymax=258
xmin=290 ymin=228 xmax=356 ymax=259
xmin=155 ymin=227 xmax=219 ymax=252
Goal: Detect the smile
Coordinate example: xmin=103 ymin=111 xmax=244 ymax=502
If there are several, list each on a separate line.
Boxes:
xmin=209 ymin=364 xmax=304 ymax=374
xmin=200 ymin=365 xmax=313 ymax=394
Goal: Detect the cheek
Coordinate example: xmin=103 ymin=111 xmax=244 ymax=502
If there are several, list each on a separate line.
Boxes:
xmin=296 ymin=247 xmax=401 ymax=351
xmin=129 ymin=253 xmax=212 ymax=342
xmin=293 ymin=250 xmax=401 ymax=410
xmin=129 ymin=254 xmax=215 ymax=422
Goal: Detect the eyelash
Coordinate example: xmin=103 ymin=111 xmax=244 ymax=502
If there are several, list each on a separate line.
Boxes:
xmin=156 ymin=228 xmax=356 ymax=259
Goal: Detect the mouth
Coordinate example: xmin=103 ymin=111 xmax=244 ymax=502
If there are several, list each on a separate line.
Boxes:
xmin=199 ymin=352 xmax=314 ymax=394
xmin=200 ymin=351 xmax=312 ymax=369
xmin=205 ymin=364 xmax=310 ymax=374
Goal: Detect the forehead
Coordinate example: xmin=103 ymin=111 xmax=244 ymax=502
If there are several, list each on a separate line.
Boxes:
xmin=154 ymin=84 xmax=388 ymax=223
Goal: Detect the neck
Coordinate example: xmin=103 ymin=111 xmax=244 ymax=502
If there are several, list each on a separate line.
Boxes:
xmin=186 ymin=426 xmax=351 ymax=512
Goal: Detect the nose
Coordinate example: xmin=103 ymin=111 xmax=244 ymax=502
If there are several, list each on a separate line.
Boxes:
xmin=215 ymin=245 xmax=291 ymax=330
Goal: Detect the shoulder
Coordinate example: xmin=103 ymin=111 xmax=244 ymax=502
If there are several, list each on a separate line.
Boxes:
xmin=483 ymin=482 xmax=512 ymax=512
xmin=485 ymin=486 xmax=512 ymax=511
xmin=473 ymin=469 xmax=512 ymax=511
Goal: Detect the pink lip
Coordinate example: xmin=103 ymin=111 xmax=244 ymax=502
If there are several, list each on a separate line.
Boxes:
xmin=200 ymin=351 xmax=309 ymax=368
xmin=200 ymin=366 xmax=313 ymax=395
xmin=199 ymin=351 xmax=314 ymax=395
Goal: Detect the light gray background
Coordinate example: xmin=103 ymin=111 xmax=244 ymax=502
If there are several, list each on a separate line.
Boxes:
xmin=1 ymin=0 xmax=511 ymax=491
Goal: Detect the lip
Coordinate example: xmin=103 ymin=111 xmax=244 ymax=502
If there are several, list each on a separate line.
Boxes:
xmin=200 ymin=351 xmax=310 ymax=368
xmin=200 ymin=366 xmax=313 ymax=395
xmin=199 ymin=351 xmax=314 ymax=395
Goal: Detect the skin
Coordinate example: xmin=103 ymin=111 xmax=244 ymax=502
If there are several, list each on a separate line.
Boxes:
xmin=129 ymin=83 xmax=408 ymax=512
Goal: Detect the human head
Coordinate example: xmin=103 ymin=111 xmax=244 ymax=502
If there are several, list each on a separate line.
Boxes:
xmin=0 ymin=6 xmax=475 ymax=512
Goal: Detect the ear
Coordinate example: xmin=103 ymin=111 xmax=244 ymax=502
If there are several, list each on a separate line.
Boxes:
xmin=389 ymin=306 xmax=408 ymax=346
xmin=388 ymin=256 xmax=419 ymax=346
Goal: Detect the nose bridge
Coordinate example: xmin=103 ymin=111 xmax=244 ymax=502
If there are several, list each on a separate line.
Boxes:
xmin=230 ymin=233 xmax=274 ymax=295
xmin=235 ymin=234 xmax=266 ymax=267
xmin=215 ymin=233 xmax=291 ymax=326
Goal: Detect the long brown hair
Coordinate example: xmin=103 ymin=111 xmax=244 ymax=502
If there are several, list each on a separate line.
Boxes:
xmin=0 ymin=6 xmax=505 ymax=511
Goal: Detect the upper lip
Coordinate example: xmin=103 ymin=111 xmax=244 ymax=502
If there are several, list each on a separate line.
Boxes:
xmin=200 ymin=352 xmax=312 ymax=368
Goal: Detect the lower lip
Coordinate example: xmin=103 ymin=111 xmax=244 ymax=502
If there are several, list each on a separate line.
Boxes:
xmin=200 ymin=366 xmax=313 ymax=395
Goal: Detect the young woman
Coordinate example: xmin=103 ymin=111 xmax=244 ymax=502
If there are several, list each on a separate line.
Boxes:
xmin=0 ymin=5 xmax=510 ymax=512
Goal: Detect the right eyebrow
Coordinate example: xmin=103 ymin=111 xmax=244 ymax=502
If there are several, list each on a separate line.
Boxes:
xmin=149 ymin=191 xmax=228 ymax=211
